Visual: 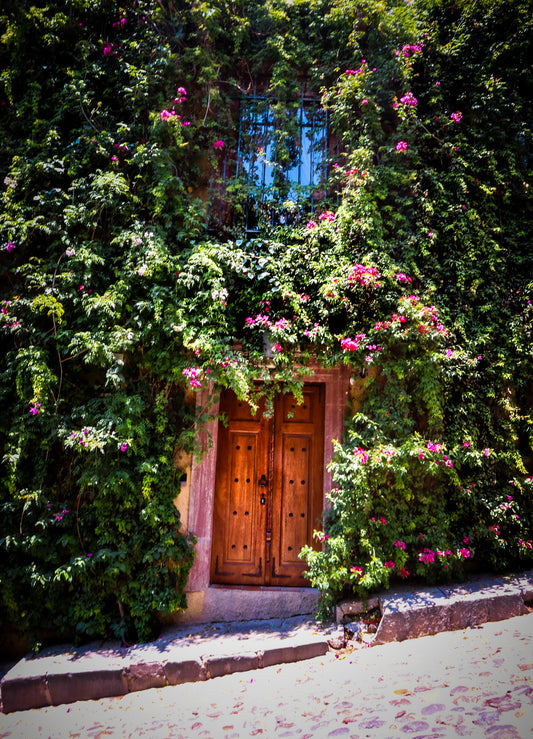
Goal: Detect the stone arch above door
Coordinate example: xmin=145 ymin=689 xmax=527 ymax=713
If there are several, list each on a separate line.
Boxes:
xmin=185 ymin=365 xmax=349 ymax=602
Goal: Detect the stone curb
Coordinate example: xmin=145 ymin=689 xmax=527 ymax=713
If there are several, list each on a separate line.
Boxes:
xmin=0 ymin=628 xmax=332 ymax=714
xmin=2 ymin=570 xmax=532 ymax=714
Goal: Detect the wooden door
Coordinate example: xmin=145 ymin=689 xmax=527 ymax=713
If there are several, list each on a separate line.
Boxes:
xmin=210 ymin=385 xmax=324 ymax=587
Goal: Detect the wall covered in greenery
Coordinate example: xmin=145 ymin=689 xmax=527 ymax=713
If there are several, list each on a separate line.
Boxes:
xmin=1 ymin=0 xmax=532 ymax=644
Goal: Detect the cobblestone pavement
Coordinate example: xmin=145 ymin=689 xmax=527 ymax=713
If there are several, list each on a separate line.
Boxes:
xmin=1 ymin=612 xmax=533 ymax=738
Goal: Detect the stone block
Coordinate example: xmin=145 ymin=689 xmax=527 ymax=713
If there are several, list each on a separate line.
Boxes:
xmin=123 ymin=661 xmax=167 ymax=692
xmin=205 ymin=652 xmax=260 ymax=679
xmin=47 ymin=668 xmax=128 ymax=705
xmin=1 ymin=674 xmax=50 ymax=713
xmin=335 ymin=596 xmax=380 ymax=623
xmin=510 ymin=569 xmax=533 ymax=602
xmin=374 ymin=587 xmax=452 ymax=644
xmin=163 ymin=658 xmax=205 ymax=685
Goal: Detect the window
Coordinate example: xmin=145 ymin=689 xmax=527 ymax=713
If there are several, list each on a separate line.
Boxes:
xmin=209 ymin=92 xmax=329 ymax=236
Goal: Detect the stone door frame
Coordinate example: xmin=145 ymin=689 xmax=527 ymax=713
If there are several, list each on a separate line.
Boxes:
xmin=185 ymin=365 xmax=349 ymax=594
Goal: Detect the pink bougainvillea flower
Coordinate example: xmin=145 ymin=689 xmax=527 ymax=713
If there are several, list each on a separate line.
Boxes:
xmin=6 ymin=241 xmax=15 ymax=252
xmin=160 ymin=109 xmax=175 ymax=121
xmin=384 ymin=561 xmax=395 ymax=569
xmin=394 ymin=541 xmax=406 ymax=550
xmin=29 ymin=403 xmax=41 ymax=416
xmin=463 ymin=441 xmax=470 ymax=447
xmin=306 ymin=220 xmax=317 ymax=229
xmin=483 ymin=448 xmax=491 ymax=456
xmin=213 ymin=140 xmax=224 ymax=150
xmin=361 ymin=98 xmax=369 ymax=105
xmin=120 ymin=442 xmax=128 ymax=452
xmin=103 ymin=43 xmax=113 ymax=56
xmin=350 ymin=566 xmax=363 ymax=577
xmin=450 ymin=111 xmax=463 ymax=123
xmin=396 ymin=140 xmax=408 ymax=151
xmin=111 ymin=155 xmax=118 ymax=162
xmin=399 ymin=91 xmax=417 ymax=106
xmin=318 ymin=211 xmax=335 ymax=221
xmin=446 ymin=349 xmax=453 ymax=358
xmin=399 ymin=568 xmax=410 ymax=578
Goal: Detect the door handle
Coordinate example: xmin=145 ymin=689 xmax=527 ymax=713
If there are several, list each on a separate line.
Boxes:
xmin=259 ymin=475 xmax=267 ymax=505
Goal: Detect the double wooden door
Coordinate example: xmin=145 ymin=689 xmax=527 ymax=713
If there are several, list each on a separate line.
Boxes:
xmin=210 ymin=385 xmax=325 ymax=587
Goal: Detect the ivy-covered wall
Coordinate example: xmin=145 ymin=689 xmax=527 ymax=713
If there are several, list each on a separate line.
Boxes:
xmin=1 ymin=0 xmax=532 ymax=645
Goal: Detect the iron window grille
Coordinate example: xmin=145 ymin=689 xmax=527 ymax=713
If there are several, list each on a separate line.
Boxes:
xmin=210 ymin=93 xmax=329 ymax=236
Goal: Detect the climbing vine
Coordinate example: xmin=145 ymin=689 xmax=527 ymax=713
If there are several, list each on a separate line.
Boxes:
xmin=0 ymin=0 xmax=532 ymax=643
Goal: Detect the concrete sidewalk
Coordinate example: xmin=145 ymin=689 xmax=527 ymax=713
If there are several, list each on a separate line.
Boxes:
xmin=2 ymin=570 xmax=532 ymax=714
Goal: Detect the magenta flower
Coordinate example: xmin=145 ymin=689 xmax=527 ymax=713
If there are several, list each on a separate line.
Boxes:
xmin=384 ymin=561 xmax=395 ymax=569
xmin=160 ymin=109 xmax=175 ymax=121
xmin=463 ymin=441 xmax=470 ymax=447
xmin=483 ymin=448 xmax=491 ymax=457
xmin=399 ymin=91 xmax=417 ymax=106
xmin=306 ymin=220 xmax=317 ymax=229
xmin=213 ymin=140 xmax=224 ymax=150
xmin=450 ymin=111 xmax=463 ymax=123
xmin=29 ymin=403 xmax=41 ymax=416
xmin=361 ymin=98 xmax=369 ymax=105
xmin=351 ymin=566 xmax=363 ymax=577
xmin=394 ymin=541 xmax=406 ymax=550
xmin=103 ymin=43 xmax=113 ymax=56
xmin=6 ymin=241 xmax=15 ymax=252
xmin=120 ymin=442 xmax=128 ymax=452
xmin=396 ymin=141 xmax=408 ymax=152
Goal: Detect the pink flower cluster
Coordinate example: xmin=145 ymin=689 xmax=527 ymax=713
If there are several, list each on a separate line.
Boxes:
xmin=29 ymin=403 xmax=41 ymax=416
xmin=213 ymin=140 xmax=224 ymax=150
xmin=6 ymin=241 xmax=15 ymax=252
xmin=374 ymin=313 xmax=406 ymax=331
xmin=245 ymin=314 xmax=272 ymax=328
xmin=306 ymin=220 xmax=317 ymax=229
xmin=354 ymin=447 xmax=369 ymax=464
xmin=160 ymin=86 xmax=190 ymax=126
xmin=396 ymin=141 xmax=408 ymax=152
xmin=421 ymin=441 xmax=454 ymax=468
xmin=396 ymin=272 xmax=412 ymax=283
xmin=174 ymin=86 xmax=187 ymax=104
xmin=450 ymin=111 xmax=463 ymax=123
xmin=341 ymin=333 xmax=366 ymax=352
xmin=318 ymin=211 xmax=335 ymax=222
xmin=182 ymin=367 xmax=202 ymax=388
xmin=112 ymin=17 xmax=126 ymax=28
xmin=344 ymin=60 xmax=375 ymax=76
xmin=397 ymin=43 xmax=422 ymax=58
xmin=347 ymin=264 xmax=380 ymax=287
xmin=399 ymin=91 xmax=418 ymax=107
xmin=70 ymin=429 xmax=89 ymax=448
xmin=350 ymin=565 xmax=363 ymax=577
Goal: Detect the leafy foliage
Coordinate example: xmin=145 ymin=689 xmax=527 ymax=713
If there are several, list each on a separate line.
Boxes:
xmin=1 ymin=0 xmax=532 ymax=641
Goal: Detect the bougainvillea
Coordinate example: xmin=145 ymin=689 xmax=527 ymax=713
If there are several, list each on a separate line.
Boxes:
xmin=0 ymin=0 xmax=532 ymax=641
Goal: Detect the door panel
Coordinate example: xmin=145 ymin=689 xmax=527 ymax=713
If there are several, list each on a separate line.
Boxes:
xmin=211 ymin=393 xmax=268 ymax=583
xmin=271 ymin=386 xmax=324 ymax=585
xmin=210 ymin=385 xmax=324 ymax=586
